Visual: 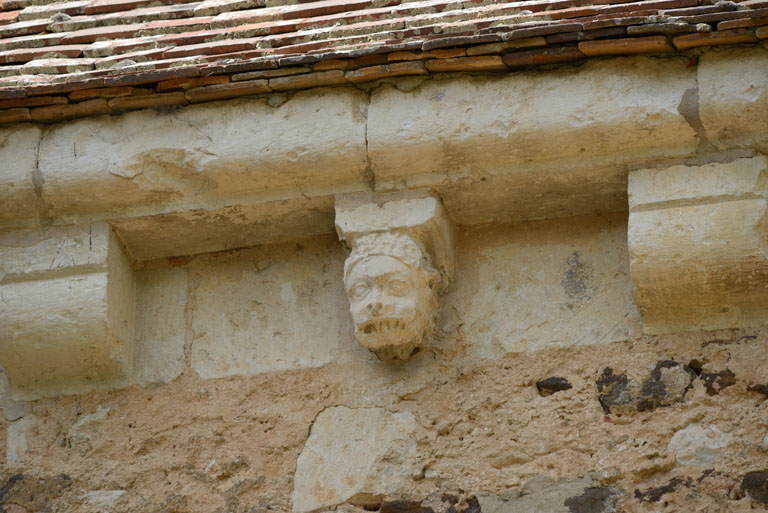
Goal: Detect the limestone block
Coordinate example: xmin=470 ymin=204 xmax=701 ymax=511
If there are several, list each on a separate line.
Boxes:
xmin=35 ymin=89 xmax=368 ymax=224
xmin=6 ymin=414 xmax=36 ymax=466
xmin=368 ymin=57 xmax=697 ymax=191
xmin=291 ymin=406 xmax=417 ymax=513
xmin=133 ymin=268 xmax=187 ymax=385
xmin=86 ymin=490 xmax=126 ymax=510
xmin=113 ymin=195 xmax=335 ymax=260
xmin=0 ymin=125 xmax=43 ymax=227
xmin=0 ymin=223 xmax=135 ymax=399
xmin=335 ymin=190 xmax=455 ymax=360
xmin=668 ymin=423 xmax=732 ymax=466
xmin=698 ymin=47 xmax=768 ymax=151
xmin=444 ymin=214 xmax=638 ymax=356
xmin=0 ymin=365 xmax=29 ymax=421
xmin=190 ymin=238 xmax=349 ymax=378
xmin=628 ymin=156 xmax=768 ymax=334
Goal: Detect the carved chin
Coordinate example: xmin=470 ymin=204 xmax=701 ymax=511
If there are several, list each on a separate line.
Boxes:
xmin=354 ymin=318 xmax=424 ymax=360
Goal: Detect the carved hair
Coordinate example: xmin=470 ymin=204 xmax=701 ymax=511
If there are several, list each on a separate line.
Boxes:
xmin=343 ymin=231 xmax=437 ymax=283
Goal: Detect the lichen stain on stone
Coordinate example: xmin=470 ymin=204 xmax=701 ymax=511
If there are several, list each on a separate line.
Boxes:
xmin=561 ymin=251 xmax=592 ymax=307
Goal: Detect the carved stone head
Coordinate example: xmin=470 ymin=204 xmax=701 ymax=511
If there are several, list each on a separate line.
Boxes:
xmin=344 ymin=232 xmax=439 ymax=360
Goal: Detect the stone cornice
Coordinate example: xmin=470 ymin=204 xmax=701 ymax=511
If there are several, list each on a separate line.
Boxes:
xmin=2 ymin=47 xmax=766 ymax=261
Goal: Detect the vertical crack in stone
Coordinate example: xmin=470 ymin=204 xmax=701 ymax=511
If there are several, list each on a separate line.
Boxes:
xmin=30 ymin=133 xmax=53 ymax=226
xmin=362 ymin=89 xmax=376 ymax=192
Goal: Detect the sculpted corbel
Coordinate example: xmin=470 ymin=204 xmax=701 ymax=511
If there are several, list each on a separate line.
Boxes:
xmin=335 ymin=189 xmax=454 ymax=361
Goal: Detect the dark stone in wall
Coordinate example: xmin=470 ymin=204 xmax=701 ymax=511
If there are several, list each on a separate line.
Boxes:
xmin=742 ymin=472 xmax=768 ymax=506
xmin=536 ymin=377 xmax=573 ymax=396
xmin=634 ymin=477 xmax=692 ymax=503
xmin=564 ymin=487 xmax=621 ymax=513
xmin=635 ymin=361 xmax=695 ymax=412
xmin=379 ymin=500 xmax=434 ymax=513
xmin=700 ymin=369 xmax=736 ymax=396
xmin=0 ymin=473 xmax=72 ymax=512
xmin=460 ymin=496 xmax=481 ymax=513
xmin=596 ymin=368 xmax=632 ymax=414
xmin=597 ymin=361 xmax=695 ymax=414
xmin=747 ymin=384 xmax=768 ymax=397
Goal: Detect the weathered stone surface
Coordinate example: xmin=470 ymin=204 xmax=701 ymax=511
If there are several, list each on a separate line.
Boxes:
xmin=112 ymin=195 xmax=337 ymax=260
xmin=291 ymin=406 xmax=417 ymax=513
xmin=698 ymin=47 xmax=768 ymax=151
xmin=30 ymin=88 xmax=368 ymax=230
xmin=0 ymin=365 xmax=29 ymax=421
xmin=6 ymin=414 xmax=36 ymax=465
xmin=477 ymin=475 xmax=621 ymax=513
xmin=0 ymin=223 xmax=135 ymax=399
xmin=132 ymin=268 xmax=187 ymax=385
xmin=0 ymin=223 xmax=110 ymax=279
xmin=85 ymin=490 xmax=126 ymax=509
xmin=629 ymin=156 xmax=768 ymax=334
xmin=628 ymin=156 xmax=768 ymax=209
xmin=368 ymin=57 xmax=697 ymax=222
xmin=190 ymin=238 xmax=349 ymax=378
xmin=668 ymin=423 xmax=732 ymax=466
xmin=443 ymin=214 xmax=638 ymax=356
xmin=65 ymin=405 xmax=110 ymax=453
xmin=0 ymin=125 xmax=42 ymax=227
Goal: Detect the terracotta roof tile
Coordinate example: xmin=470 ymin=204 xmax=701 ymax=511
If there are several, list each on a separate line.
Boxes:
xmin=0 ymin=43 xmax=84 ymax=63
xmin=0 ymin=0 xmax=764 ymax=124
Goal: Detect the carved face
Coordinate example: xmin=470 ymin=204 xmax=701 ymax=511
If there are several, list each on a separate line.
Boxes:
xmin=345 ymin=254 xmax=432 ymax=359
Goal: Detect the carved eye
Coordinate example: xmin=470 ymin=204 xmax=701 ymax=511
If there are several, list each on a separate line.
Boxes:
xmin=349 ymin=282 xmax=370 ymax=300
xmin=386 ymin=278 xmax=409 ymax=296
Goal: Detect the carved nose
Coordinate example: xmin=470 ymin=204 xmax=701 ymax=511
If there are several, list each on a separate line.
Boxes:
xmin=367 ymin=302 xmax=383 ymax=315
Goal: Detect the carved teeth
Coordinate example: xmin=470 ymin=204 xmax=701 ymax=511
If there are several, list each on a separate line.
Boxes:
xmin=360 ymin=319 xmax=404 ymax=337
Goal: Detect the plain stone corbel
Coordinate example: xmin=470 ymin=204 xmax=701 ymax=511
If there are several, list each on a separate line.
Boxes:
xmin=335 ymin=188 xmax=455 ymax=360
xmin=0 ymin=222 xmax=135 ymax=399
xmin=628 ymin=156 xmax=768 ymax=334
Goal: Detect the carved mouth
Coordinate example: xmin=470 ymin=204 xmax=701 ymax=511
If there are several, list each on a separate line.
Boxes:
xmin=360 ymin=319 xmax=406 ymax=337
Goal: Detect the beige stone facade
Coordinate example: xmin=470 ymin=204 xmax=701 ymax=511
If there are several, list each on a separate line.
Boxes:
xmin=2 ymin=46 xmax=768 ymax=512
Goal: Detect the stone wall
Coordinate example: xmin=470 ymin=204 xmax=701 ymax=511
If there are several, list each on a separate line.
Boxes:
xmin=2 ymin=214 xmax=768 ymax=512
xmin=2 ymin=47 xmax=768 ymax=513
